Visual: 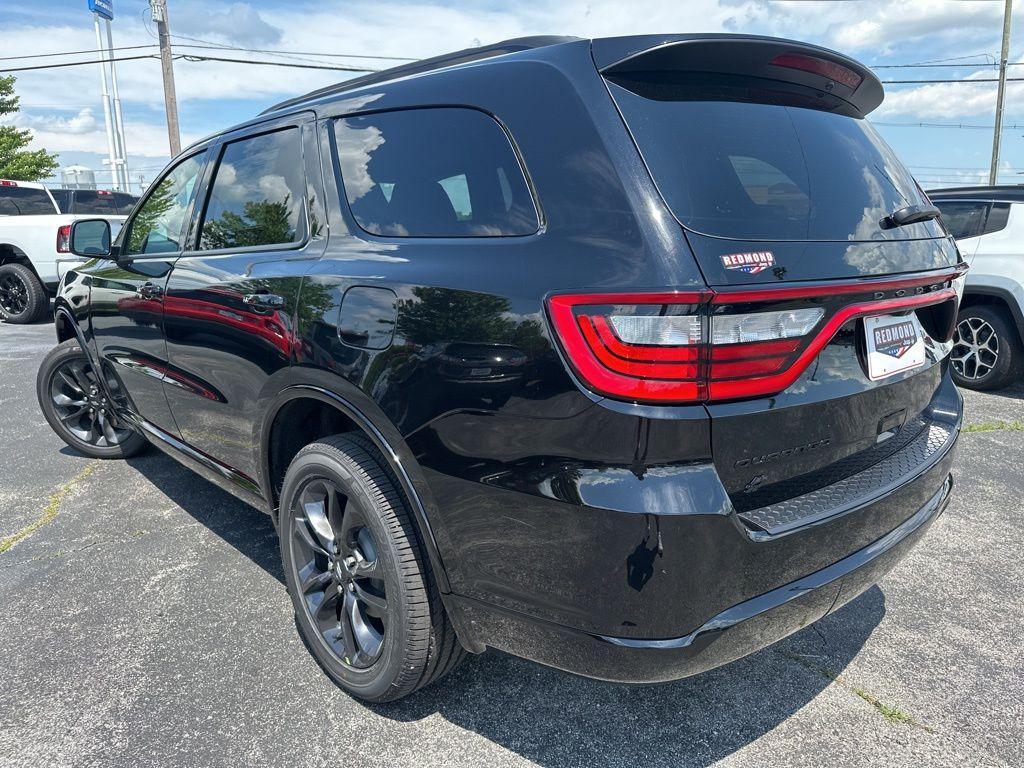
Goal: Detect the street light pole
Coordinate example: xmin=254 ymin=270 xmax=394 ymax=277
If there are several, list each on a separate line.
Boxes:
xmin=150 ymin=0 xmax=181 ymax=157
xmin=989 ymin=0 xmax=1013 ymax=186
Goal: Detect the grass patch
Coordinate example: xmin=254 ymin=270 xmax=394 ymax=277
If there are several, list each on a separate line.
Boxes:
xmin=963 ymin=420 xmax=1024 ymax=433
xmin=781 ymin=650 xmax=934 ymax=733
xmin=0 ymin=461 xmax=100 ymax=554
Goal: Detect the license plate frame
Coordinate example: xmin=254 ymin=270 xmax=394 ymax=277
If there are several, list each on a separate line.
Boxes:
xmin=863 ymin=313 xmax=926 ymax=381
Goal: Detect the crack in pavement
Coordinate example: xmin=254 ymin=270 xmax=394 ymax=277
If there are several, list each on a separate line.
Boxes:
xmin=0 ymin=460 xmax=101 ymax=554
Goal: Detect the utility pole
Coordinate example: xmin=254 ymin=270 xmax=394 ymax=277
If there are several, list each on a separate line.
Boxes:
xmin=990 ymin=0 xmax=1013 ymax=186
xmin=150 ymin=0 xmax=181 ymax=157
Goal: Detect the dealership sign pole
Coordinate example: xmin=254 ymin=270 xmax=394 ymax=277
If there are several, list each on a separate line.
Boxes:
xmin=88 ymin=0 xmax=129 ymax=192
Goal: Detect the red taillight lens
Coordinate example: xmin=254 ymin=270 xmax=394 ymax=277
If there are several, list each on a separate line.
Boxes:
xmin=769 ymin=53 xmax=864 ymax=89
xmin=56 ymin=224 xmax=71 ymax=254
xmin=548 ymin=292 xmax=707 ymax=402
xmin=547 ymin=271 xmax=963 ymax=405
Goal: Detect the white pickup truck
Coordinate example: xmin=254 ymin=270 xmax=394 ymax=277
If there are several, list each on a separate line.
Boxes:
xmin=0 ymin=180 xmax=134 ymax=323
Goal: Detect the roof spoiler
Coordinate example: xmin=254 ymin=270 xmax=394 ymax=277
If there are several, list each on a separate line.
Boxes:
xmin=594 ymin=34 xmax=883 ymax=117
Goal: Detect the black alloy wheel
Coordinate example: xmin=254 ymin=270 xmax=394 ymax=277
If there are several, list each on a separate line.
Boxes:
xmin=279 ymin=434 xmax=465 ymax=702
xmin=289 ymin=476 xmax=389 ymax=669
xmin=0 ymin=262 xmax=47 ymax=323
xmin=36 ymin=340 xmax=149 ymax=459
xmin=0 ymin=270 xmax=28 ymax=316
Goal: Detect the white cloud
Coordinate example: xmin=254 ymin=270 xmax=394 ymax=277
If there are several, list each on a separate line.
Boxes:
xmin=174 ymin=2 xmax=283 ymax=46
xmin=6 ymin=107 xmax=98 ymax=135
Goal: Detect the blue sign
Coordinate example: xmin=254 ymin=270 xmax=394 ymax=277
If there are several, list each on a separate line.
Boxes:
xmin=88 ymin=0 xmax=113 ymax=21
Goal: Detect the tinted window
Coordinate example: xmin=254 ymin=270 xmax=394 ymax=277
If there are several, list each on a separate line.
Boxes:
xmin=934 ymin=201 xmax=989 ymax=239
xmin=983 ymin=202 xmax=1011 ymax=235
xmin=126 ymin=151 xmax=206 ymax=255
xmin=607 ymin=77 xmax=942 ymax=242
xmin=72 ymin=190 xmax=119 ymax=215
xmin=199 ymin=128 xmax=305 ymax=250
xmin=0 ymin=187 xmax=56 ymax=215
xmin=334 ymin=108 xmax=538 ymax=237
xmin=50 ymin=189 xmax=72 ymax=213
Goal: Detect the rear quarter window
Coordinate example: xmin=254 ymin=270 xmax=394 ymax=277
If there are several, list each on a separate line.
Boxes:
xmin=332 ymin=108 xmax=539 ymax=237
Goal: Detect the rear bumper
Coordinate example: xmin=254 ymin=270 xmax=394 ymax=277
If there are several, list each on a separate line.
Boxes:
xmin=449 ymin=440 xmax=956 ymax=682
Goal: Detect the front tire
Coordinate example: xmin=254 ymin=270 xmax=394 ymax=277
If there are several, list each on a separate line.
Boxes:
xmin=950 ymin=305 xmax=1022 ymax=390
xmin=279 ymin=433 xmax=464 ymax=703
xmin=0 ymin=262 xmax=48 ymax=324
xmin=36 ymin=340 xmax=149 ymax=458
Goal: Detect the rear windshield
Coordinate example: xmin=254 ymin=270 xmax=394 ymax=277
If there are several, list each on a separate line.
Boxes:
xmin=71 ymin=191 xmax=137 ymax=215
xmin=607 ymin=76 xmax=944 ymax=242
xmin=0 ymin=187 xmax=57 ymax=215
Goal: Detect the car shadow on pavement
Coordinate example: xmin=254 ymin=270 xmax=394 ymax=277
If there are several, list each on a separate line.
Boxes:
xmin=375 ymin=588 xmax=885 ymax=767
xmin=124 ymin=448 xmax=884 ymax=768
xmin=124 ymin=450 xmax=285 ymax=583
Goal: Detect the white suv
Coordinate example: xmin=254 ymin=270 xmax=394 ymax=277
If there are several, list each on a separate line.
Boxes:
xmin=929 ymin=186 xmax=1024 ymax=390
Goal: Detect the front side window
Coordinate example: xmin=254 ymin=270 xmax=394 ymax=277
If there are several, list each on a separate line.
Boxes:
xmin=126 ymin=152 xmax=206 ymax=255
xmin=199 ymin=128 xmax=306 ymax=250
xmin=982 ymin=202 xmax=1011 ymax=236
xmin=333 ymin=108 xmax=539 ymax=237
xmin=934 ymin=201 xmax=989 ymax=240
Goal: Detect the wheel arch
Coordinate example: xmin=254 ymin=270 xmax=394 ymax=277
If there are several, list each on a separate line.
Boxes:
xmin=961 ymin=286 xmax=1024 ymax=346
xmin=0 ymin=242 xmax=35 ymax=271
xmin=259 ymin=374 xmax=454 ymax=594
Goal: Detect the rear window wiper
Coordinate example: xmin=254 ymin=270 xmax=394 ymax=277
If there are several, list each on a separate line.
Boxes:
xmin=879 ymin=203 xmax=941 ymax=230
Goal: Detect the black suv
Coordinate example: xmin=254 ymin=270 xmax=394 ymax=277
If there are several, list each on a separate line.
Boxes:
xmin=37 ymin=34 xmax=964 ymax=703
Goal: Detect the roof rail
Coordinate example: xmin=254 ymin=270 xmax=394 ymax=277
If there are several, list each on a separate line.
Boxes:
xmin=260 ymin=35 xmax=581 ymax=115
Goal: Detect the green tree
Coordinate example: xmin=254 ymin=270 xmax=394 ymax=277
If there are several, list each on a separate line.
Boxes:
xmin=0 ymin=75 xmax=59 ymax=181
xmin=201 ymin=198 xmax=295 ymax=250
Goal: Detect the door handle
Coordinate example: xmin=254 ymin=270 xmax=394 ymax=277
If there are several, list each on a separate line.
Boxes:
xmin=243 ymin=292 xmax=285 ymax=311
xmin=137 ymin=282 xmax=163 ymax=300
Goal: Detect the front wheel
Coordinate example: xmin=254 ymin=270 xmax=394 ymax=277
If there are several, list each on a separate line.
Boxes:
xmin=36 ymin=340 xmax=149 ymax=458
xmin=279 ymin=433 xmax=464 ymax=702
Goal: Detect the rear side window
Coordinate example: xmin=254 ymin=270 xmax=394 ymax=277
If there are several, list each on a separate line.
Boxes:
xmin=333 ymin=108 xmax=538 ymax=237
xmin=934 ymin=201 xmax=1011 ymax=239
xmin=935 ymin=201 xmax=989 ymax=239
xmin=983 ymin=202 xmax=1011 ymax=235
xmin=199 ymin=128 xmax=306 ymax=250
xmin=0 ymin=187 xmax=56 ymax=215
xmin=606 ymin=76 xmax=943 ymax=242
xmin=71 ymin=190 xmax=120 ymax=215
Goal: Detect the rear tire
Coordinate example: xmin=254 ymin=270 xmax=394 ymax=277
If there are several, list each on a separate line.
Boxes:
xmin=0 ymin=262 xmax=48 ymax=324
xmin=36 ymin=340 xmax=149 ymax=459
xmin=279 ymin=433 xmax=464 ymax=703
xmin=950 ymin=305 xmax=1022 ymax=391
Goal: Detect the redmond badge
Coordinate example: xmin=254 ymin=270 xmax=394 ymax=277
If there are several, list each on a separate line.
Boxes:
xmin=872 ymin=319 xmax=918 ymax=359
xmin=720 ymin=251 xmax=776 ymax=275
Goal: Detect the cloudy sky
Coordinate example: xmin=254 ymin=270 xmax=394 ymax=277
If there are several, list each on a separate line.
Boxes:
xmin=1 ymin=0 xmax=1022 ymax=192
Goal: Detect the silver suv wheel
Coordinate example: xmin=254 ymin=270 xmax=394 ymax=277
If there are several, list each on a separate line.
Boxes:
xmin=952 ymin=316 xmax=1000 ymax=381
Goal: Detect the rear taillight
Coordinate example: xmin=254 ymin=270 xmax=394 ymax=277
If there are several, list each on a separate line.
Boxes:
xmin=56 ymin=224 xmax=71 ymax=254
xmin=547 ymin=270 xmax=963 ymax=405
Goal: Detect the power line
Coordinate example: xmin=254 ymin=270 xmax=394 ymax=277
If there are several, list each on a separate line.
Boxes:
xmin=179 ymin=54 xmax=376 ymax=73
xmin=0 ymin=53 xmax=376 ymax=74
xmin=0 ymin=43 xmax=414 ymax=63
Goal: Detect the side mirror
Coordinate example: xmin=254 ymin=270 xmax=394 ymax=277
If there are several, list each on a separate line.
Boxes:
xmin=70 ymin=218 xmax=113 ymax=258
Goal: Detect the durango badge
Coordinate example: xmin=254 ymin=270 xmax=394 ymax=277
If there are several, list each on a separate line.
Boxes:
xmin=720 ymin=251 xmax=776 ymax=275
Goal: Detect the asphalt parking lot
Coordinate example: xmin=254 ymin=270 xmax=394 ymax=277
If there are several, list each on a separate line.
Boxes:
xmin=1 ymin=319 xmax=1022 ymax=768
